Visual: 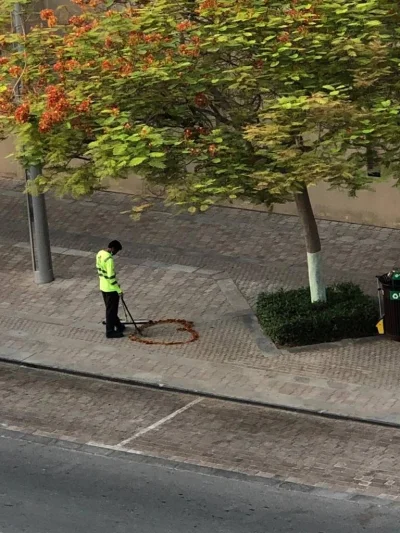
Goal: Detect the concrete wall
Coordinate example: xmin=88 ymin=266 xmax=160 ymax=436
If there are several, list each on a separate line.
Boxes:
xmin=106 ymin=174 xmax=400 ymax=229
xmin=3 ymin=136 xmax=400 ymax=228
xmin=0 ymin=138 xmax=24 ymax=180
xmin=273 ymin=181 xmax=400 ymax=229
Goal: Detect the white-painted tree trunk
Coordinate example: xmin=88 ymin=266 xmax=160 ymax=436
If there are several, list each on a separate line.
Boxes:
xmin=307 ymin=251 xmax=326 ymax=303
xmin=295 ymin=185 xmax=327 ymax=304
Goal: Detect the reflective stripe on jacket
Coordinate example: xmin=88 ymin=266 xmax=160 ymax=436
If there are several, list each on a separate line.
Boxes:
xmin=96 ymin=250 xmax=122 ymax=293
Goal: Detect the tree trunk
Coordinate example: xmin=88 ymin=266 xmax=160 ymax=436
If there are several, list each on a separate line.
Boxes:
xmin=294 ymin=185 xmax=327 ymax=303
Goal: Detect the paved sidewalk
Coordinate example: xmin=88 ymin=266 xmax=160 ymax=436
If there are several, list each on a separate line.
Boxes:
xmin=2 ymin=178 xmax=400 ymax=424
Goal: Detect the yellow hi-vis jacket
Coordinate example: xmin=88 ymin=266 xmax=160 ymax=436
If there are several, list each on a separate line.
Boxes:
xmin=96 ymin=250 xmax=122 ymax=293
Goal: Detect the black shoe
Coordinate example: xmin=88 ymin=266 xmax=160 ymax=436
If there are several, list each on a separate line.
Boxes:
xmin=106 ymin=331 xmax=124 ymax=339
xmin=117 ymin=324 xmax=126 ymax=333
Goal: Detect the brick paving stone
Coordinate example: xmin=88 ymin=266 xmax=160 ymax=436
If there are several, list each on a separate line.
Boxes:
xmin=2 ymin=363 xmax=400 ymax=499
xmin=2 ymin=178 xmax=400 ymax=424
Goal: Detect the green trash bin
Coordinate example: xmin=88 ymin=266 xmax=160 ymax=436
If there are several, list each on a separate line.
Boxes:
xmin=377 ymin=271 xmax=400 ymax=340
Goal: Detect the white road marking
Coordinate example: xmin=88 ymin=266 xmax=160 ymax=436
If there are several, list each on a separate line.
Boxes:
xmin=0 ymin=398 xmax=203 ymax=452
xmin=117 ymin=397 xmax=203 ymax=448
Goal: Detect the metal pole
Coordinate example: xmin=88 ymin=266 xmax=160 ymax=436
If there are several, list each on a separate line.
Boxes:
xmin=25 ymin=170 xmax=36 ymax=273
xmin=26 ymin=166 xmax=54 ymax=283
xmin=12 ymin=2 xmax=54 ymax=284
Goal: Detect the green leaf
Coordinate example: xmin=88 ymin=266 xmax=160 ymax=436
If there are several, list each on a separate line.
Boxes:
xmin=148 ymin=159 xmax=166 ymax=169
xmin=129 ymin=157 xmax=147 ymax=167
xmin=113 ymin=145 xmax=128 ymax=156
xmin=149 ymin=159 xmax=166 ymax=169
xmin=149 ymin=152 xmax=165 ymax=158
xmin=127 ymin=135 xmax=141 ymax=142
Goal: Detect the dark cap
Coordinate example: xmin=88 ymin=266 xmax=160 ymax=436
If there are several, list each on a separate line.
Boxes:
xmin=108 ymin=240 xmax=122 ymax=252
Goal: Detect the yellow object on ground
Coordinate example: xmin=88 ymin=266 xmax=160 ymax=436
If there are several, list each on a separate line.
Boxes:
xmin=376 ymin=319 xmax=384 ymax=335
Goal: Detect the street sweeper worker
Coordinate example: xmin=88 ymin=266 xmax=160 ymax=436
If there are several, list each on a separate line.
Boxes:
xmin=96 ymin=240 xmax=125 ymax=339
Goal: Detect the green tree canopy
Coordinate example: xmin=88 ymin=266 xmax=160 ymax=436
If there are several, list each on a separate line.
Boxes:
xmin=1 ymin=0 xmax=399 ymax=301
xmin=1 ymin=0 xmax=398 ymax=202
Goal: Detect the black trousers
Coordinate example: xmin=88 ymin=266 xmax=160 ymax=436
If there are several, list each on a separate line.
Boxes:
xmin=102 ymin=291 xmax=123 ymax=335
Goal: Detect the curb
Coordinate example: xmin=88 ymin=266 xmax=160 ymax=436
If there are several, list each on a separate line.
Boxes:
xmin=286 ymin=335 xmax=382 ymax=353
xmin=2 ymin=356 xmax=400 ymax=430
xmin=0 ymin=426 xmax=398 ymax=507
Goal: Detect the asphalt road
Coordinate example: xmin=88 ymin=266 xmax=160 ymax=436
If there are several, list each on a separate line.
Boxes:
xmin=0 ymin=435 xmax=398 ymax=533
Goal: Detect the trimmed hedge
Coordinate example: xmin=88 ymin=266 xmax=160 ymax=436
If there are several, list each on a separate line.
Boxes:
xmin=256 ymin=282 xmax=379 ymax=347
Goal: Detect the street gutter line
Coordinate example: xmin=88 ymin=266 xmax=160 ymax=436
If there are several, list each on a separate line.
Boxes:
xmin=117 ymin=398 xmax=203 ymax=448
